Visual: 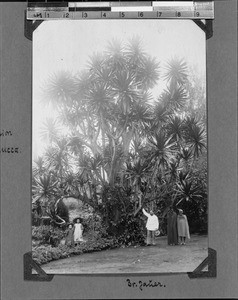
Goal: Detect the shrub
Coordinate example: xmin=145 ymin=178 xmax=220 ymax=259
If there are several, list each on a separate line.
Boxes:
xmin=32 ymin=234 xmax=117 ymax=265
xmin=32 ymin=245 xmax=63 ymax=264
xmin=32 ymin=225 xmax=65 ymax=246
xmin=114 ymin=214 xmax=146 ymax=246
xmin=102 ymin=209 xmax=146 ymax=246
xmin=81 ymin=214 xmax=105 ymax=235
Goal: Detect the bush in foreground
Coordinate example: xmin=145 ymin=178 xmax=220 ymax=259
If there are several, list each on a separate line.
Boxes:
xmin=32 ymin=225 xmax=66 ymax=247
xmin=32 ymin=235 xmax=118 ymax=265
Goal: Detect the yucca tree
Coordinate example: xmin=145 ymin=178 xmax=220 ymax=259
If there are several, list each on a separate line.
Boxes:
xmin=39 ymin=118 xmax=61 ymax=145
xmin=66 ymin=135 xmax=85 ymax=156
xmin=106 ymin=39 xmax=127 ymax=71
xmin=32 ymin=173 xmax=58 ymax=201
xmin=145 ymin=58 xmax=206 ymax=214
xmin=102 ymin=39 xmax=159 ymax=186
xmin=46 ymin=39 xmax=159 ymax=191
xmin=183 ymin=117 xmax=207 ymax=159
xmin=42 ymin=70 xmax=78 ymax=109
xmin=125 ymin=37 xmax=146 ymax=67
xmin=32 ymin=173 xmax=69 ymax=226
xmin=179 ymin=147 xmax=194 ymax=172
xmin=35 ymin=38 xmax=208 ymax=236
xmin=44 ymin=138 xmax=71 ymax=181
xmin=125 ymin=157 xmax=151 ymax=196
xmin=175 ymin=171 xmax=204 ymax=206
xmin=163 ymin=57 xmax=188 ymax=90
xmin=148 ymin=132 xmax=176 ymax=171
xmin=32 ymin=156 xmax=46 ymax=178
xmin=166 ymin=115 xmax=185 ymax=142
xmin=145 ymin=131 xmax=177 ymax=207
xmin=32 ymin=174 xmax=59 ymax=221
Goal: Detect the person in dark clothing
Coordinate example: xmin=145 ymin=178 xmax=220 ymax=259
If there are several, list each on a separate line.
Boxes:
xmin=166 ymin=206 xmax=178 ymax=245
xmin=65 ymin=223 xmax=75 ymax=246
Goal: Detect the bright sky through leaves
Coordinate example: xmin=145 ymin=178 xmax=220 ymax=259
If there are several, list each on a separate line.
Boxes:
xmin=33 ymin=20 xmax=205 ymax=158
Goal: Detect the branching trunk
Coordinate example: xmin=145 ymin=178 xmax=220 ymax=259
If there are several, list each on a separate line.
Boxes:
xmin=108 ymin=138 xmax=117 ymax=186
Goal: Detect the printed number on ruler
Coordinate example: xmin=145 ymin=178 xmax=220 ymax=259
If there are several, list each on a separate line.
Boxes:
xmin=63 ymin=12 xmax=70 ymax=18
xmin=82 ymin=12 xmax=88 ymax=18
xmin=31 ymin=11 xmax=71 ymax=19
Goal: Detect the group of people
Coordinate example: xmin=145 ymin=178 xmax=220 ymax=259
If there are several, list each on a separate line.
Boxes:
xmin=64 ymin=208 xmax=190 ymax=247
xmin=64 ymin=218 xmax=85 ymax=246
xmin=142 ymin=206 xmax=190 ymax=246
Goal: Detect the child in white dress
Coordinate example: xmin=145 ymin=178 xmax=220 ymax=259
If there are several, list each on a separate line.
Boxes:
xmin=74 ymin=218 xmax=84 ymax=245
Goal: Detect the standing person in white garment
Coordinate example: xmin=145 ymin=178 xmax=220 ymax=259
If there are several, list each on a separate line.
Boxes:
xmin=142 ymin=207 xmax=159 ymax=246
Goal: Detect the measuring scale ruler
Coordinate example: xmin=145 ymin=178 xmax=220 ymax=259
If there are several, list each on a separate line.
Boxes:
xmin=27 ymin=1 xmax=214 ymax=20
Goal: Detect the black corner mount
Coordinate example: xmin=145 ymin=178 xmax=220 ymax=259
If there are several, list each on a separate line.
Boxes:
xmin=193 ymin=19 xmax=213 ymax=40
xmin=24 ymin=10 xmax=43 ymax=41
xmin=188 ymin=247 xmax=217 ymax=278
xmin=24 ymin=252 xmax=54 ymax=281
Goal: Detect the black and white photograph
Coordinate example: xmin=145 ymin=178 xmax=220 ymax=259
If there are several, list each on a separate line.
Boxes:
xmin=1 ymin=1 xmax=238 ymax=299
xmin=31 ymin=19 xmax=208 ymax=274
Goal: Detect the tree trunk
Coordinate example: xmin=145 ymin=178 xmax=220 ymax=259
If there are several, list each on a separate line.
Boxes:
xmin=108 ymin=138 xmax=117 ymax=186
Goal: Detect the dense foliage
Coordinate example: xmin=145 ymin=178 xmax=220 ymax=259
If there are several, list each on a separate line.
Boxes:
xmin=32 ymin=38 xmax=207 ymax=243
xmin=32 ymin=236 xmax=117 ymax=265
xmin=32 ymin=224 xmax=126 ymax=265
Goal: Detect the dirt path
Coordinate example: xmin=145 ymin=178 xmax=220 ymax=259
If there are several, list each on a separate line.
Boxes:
xmin=42 ymin=235 xmax=208 ymax=274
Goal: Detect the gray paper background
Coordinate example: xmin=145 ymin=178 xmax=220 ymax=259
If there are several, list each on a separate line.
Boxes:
xmin=1 ymin=1 xmax=237 ymax=299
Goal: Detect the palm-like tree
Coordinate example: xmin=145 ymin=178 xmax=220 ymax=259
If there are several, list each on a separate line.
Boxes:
xmin=125 ymin=37 xmax=146 ymax=66
xmin=32 ymin=174 xmax=59 ymax=220
xmin=166 ymin=115 xmax=185 ymax=142
xmin=179 ymin=147 xmax=194 ymax=171
xmin=175 ymin=171 xmax=204 ymax=206
xmin=35 ymin=37 xmax=207 ymax=237
xmin=32 ymin=174 xmax=58 ymax=199
xmin=152 ymin=100 xmax=171 ymax=129
xmin=125 ymin=157 xmax=151 ymax=190
xmin=124 ymin=156 xmax=152 ymax=213
xmin=148 ymin=132 xmax=176 ymax=170
xmin=66 ymin=135 xmax=85 ymax=156
xmin=136 ymin=56 xmax=160 ymax=90
xmin=44 ymin=138 xmax=70 ymax=180
xmin=158 ymin=85 xmax=188 ymax=115
xmin=112 ymin=69 xmax=142 ymax=114
xmin=163 ymin=57 xmax=188 ymax=89
xmin=39 ymin=118 xmax=61 ymax=144
xmin=42 ymin=71 xmax=78 ymax=108
xmin=106 ymin=39 xmax=127 ymax=71
xmin=184 ymin=117 xmax=206 ymax=158
xmin=33 ymin=156 xmax=46 ymax=177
